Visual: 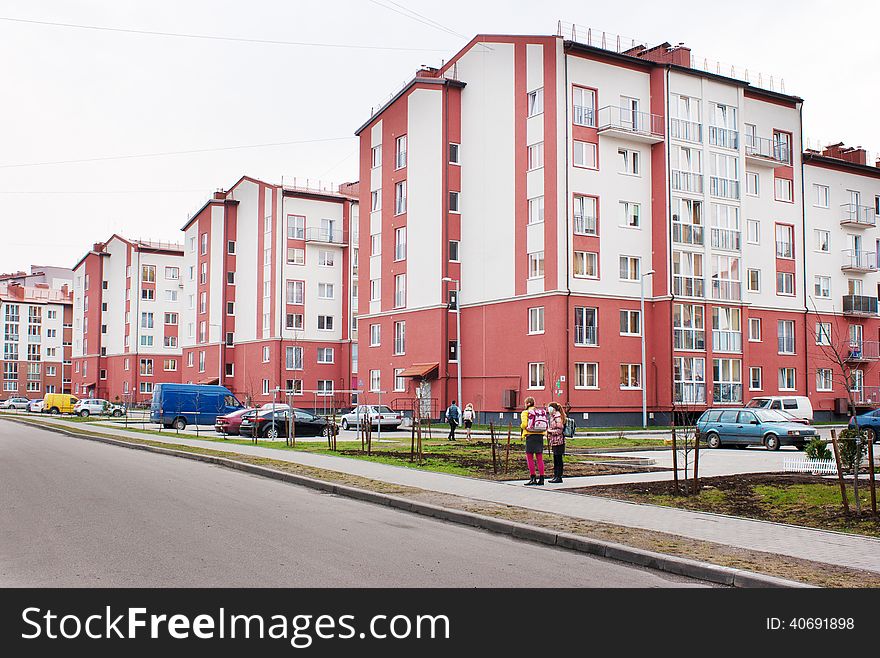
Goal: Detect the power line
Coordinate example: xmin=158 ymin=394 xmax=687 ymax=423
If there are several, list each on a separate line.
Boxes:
xmin=0 ymin=136 xmax=354 ymax=169
xmin=0 ymin=15 xmax=447 ymax=52
xmin=366 ymin=0 xmax=466 ymax=40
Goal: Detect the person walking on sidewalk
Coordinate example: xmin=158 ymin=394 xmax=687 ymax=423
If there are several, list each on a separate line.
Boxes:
xmin=462 ymin=403 xmax=475 ymax=441
xmin=547 ymin=402 xmax=566 ymax=483
xmin=520 ymin=396 xmax=548 ymax=486
xmin=445 ymin=400 xmax=461 ymax=441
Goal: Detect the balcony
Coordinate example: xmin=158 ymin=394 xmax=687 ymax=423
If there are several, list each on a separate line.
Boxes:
xmin=744 ymin=135 xmax=791 ymax=166
xmin=573 ymin=214 xmax=597 ymax=235
xmin=840 ymin=203 xmax=877 ymax=228
xmin=304 ymin=228 xmax=346 ymax=245
xmin=853 ymin=387 xmax=880 ymax=406
xmin=842 ymin=294 xmax=879 ymax=316
xmin=845 ymin=340 xmax=880 ymax=362
xmin=775 ymin=241 xmax=794 ymax=259
xmin=572 ymin=105 xmax=595 ymax=128
xmin=841 ymin=249 xmax=877 ymax=272
xmin=711 ymin=279 xmax=742 ymax=302
xmin=669 ymin=119 xmax=702 ymax=144
xmin=596 ymin=106 xmax=664 ymax=144
xmin=713 ymin=383 xmax=743 ymax=404
xmin=674 ymin=328 xmax=705 ymax=351
xmin=710 ymin=177 xmax=740 ymax=200
xmin=711 ymin=227 xmax=741 ymax=251
xmin=671 ymin=170 xmax=704 ymax=194
xmin=672 ymin=222 xmax=704 ymax=246
xmin=708 ymin=126 xmax=739 ymax=150
xmin=674 ymin=383 xmax=706 ymax=404
xmin=713 ymin=330 xmax=742 ymax=353
xmin=673 ymin=275 xmax=705 ymax=298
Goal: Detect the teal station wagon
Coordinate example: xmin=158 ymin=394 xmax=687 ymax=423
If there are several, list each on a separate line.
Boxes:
xmin=696 ymin=408 xmax=817 ymax=450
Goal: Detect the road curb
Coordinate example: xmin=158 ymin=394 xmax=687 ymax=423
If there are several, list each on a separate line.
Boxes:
xmin=4 ymin=417 xmax=814 ymax=589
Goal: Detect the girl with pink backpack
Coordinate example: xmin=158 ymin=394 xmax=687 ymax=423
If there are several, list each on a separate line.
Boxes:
xmin=520 ymin=396 xmax=548 ymax=486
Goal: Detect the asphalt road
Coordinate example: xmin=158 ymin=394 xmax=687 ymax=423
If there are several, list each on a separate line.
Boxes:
xmin=0 ymin=422 xmax=705 ymax=587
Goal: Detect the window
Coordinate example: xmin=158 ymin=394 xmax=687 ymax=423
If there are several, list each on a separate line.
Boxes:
xmin=141 ymin=288 xmax=154 ymax=301
xmin=709 ymin=102 xmax=738 ymax=148
xmin=573 ymin=140 xmax=597 ymax=169
xmin=200 ymin=262 xmax=208 ymax=284
xmin=574 ymin=307 xmax=598 ymax=346
xmin=139 ymin=359 xmax=153 ymax=376
xmin=775 ymin=224 xmax=794 ymax=258
xmin=449 ymin=143 xmax=460 ymax=164
xmin=199 ymin=291 xmax=207 ymax=314
xmin=817 ymin=369 xmax=833 ymax=391
xmin=573 ymin=251 xmax=598 ymax=278
xmin=394 ymin=274 xmax=406 ymax=308
xmin=528 ymin=362 xmax=545 ymax=389
xmin=528 ymin=252 xmax=544 ymax=279
xmin=778 ymin=320 xmax=796 ymax=354
xmin=394 ymin=227 xmax=407 ymax=260
xmin=813 ymin=184 xmax=830 ymax=208
xmin=619 ymin=310 xmax=641 ymax=336
xmin=317 ymin=347 xmax=334 ymax=363
xmin=285 ymin=313 xmax=304 ymax=331
xmin=746 ymin=268 xmax=760 ymax=293
xmin=395 ymin=135 xmax=407 ymax=169
xmin=673 ymin=303 xmax=705 ymax=350
xmin=748 ymin=317 xmax=761 ymax=342
xmin=318 ymin=283 xmax=334 ymax=299
xmin=142 ymin=265 xmax=156 ymax=282
xmin=528 ymin=307 xmax=544 ymax=334
xmin=712 ymin=358 xmax=742 ymax=403
xmin=815 ymin=230 xmax=830 ymax=252
xmin=186 ymin=352 xmax=193 ymax=367
xmin=200 ymin=233 xmax=208 ymax=255
xmin=572 ymin=86 xmax=596 ymax=126
xmin=779 ymin=368 xmax=797 ymax=391
xmin=745 ymin=171 xmax=759 ymax=196
xmin=369 ymin=324 xmax=380 ymax=346
xmin=286 ymin=280 xmax=304 ymax=305
xmin=393 ymin=321 xmax=406 ymax=355
xmin=227 ymin=240 xmax=236 ymax=254
xmin=619 ymin=364 xmax=641 ymax=390
xmin=370 ymin=278 xmax=381 ymax=301
xmin=140 ymin=335 xmax=154 ymax=347
xmin=165 ymin=266 xmax=179 ymax=280
xmin=227 ymin=271 xmax=235 ymax=285
xmin=285 ymin=346 xmax=303 ymax=370
xmin=776 ymin=272 xmax=795 ymax=296
xmin=573 ymin=195 xmax=598 ymax=235
xmin=262 ymin=379 xmax=270 ymax=395
xmin=528 ymin=196 xmax=544 ymax=224
xmin=746 ymin=219 xmax=760 ymax=244
xmin=619 ymin=201 xmax=640 ymax=228
xmin=774 ymin=177 xmax=794 ymax=202
xmin=527 ymin=142 xmax=544 ymax=170
xmin=371 ymin=190 xmax=381 ymax=212
xmin=449 ymin=240 xmax=460 ymax=262
xmin=674 ymin=357 xmax=706 ymax=403
xmin=619 ymin=256 xmax=640 ymax=281
xmin=750 ymin=367 xmax=763 ymax=391
xmin=286 ymin=248 xmax=304 ymax=265
xmin=527 ymin=88 xmax=543 ymax=116
xmin=618 ymin=148 xmax=640 ymax=175
xmin=449 ymin=191 xmax=461 ymax=213
xmin=287 ymin=215 xmax=305 ymax=239
xmin=574 ymin=362 xmax=598 ymax=389
xmin=371 ymin=145 xmax=381 ymax=168
xmin=164 ymin=336 xmax=177 ymax=348
xmin=814 ymin=275 xmax=831 ymax=298
xmin=261 ymin=346 xmax=270 ymax=363
xmin=369 ymin=370 xmax=381 ymax=392
xmin=394 ymin=180 xmax=407 ymax=214
xmin=317 ymin=315 xmax=334 ymax=331
xmin=163 ymin=359 xmax=177 ymax=372
xmin=712 ymin=307 xmax=742 ymax=353
xmin=370 ymin=233 xmax=382 ymax=257
xmin=140 ymin=382 xmax=154 ymax=394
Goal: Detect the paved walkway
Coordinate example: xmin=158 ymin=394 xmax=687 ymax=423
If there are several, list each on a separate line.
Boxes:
xmin=10 ymin=416 xmax=880 ymax=575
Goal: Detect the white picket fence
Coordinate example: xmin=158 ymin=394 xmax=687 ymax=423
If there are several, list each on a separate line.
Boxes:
xmin=782 ymin=458 xmax=837 ymax=475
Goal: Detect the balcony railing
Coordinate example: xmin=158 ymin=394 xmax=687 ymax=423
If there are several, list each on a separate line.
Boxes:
xmin=710 ymin=177 xmax=740 ymax=200
xmin=842 ymin=294 xmax=879 ymax=316
xmin=840 ymin=203 xmax=877 ymax=228
xmin=852 ymin=386 xmax=880 ymax=406
xmin=841 ymin=249 xmax=877 ymax=272
xmin=572 ymin=105 xmax=595 ymax=127
xmin=744 ymin=135 xmax=791 ymax=164
xmin=674 ymin=328 xmax=706 ymax=351
xmin=674 ymin=383 xmax=706 ymax=404
xmin=777 ymin=336 xmax=795 ymax=354
xmin=776 ymin=241 xmax=794 ymax=259
xmin=708 ymin=126 xmax=739 ymax=149
xmin=596 ymin=105 xmax=664 ymax=141
xmin=573 ymin=214 xmax=598 ymax=235
xmin=713 ymin=330 xmax=742 ymax=353
xmin=711 ymin=227 xmax=741 ymax=251
xmin=673 ymin=275 xmax=705 ymax=298
xmin=671 ymin=170 xmax=704 ymax=193
xmin=669 ymin=118 xmax=702 ymax=143
xmin=711 ymin=279 xmax=742 ymax=301
xmin=845 ymin=340 xmax=880 ymax=361
xmin=672 ymin=223 xmax=704 ymax=246
xmin=574 ymin=325 xmax=597 ymax=346
xmin=713 ymin=383 xmax=743 ymax=404
xmin=304 ymin=228 xmax=346 ymax=245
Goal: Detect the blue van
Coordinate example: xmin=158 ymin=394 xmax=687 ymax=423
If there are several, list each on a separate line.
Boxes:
xmin=150 ymin=383 xmax=244 ymax=430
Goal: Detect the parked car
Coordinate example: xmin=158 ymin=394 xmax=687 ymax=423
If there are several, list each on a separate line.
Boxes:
xmin=848 ymin=409 xmax=880 ymax=443
xmin=339 ymin=405 xmax=403 ymax=431
xmin=240 ymin=408 xmax=330 ymax=439
xmin=43 ymin=393 xmax=79 ymax=415
xmin=215 ymin=408 xmax=256 ymax=435
xmin=0 ymin=397 xmax=30 ymax=410
xmin=696 ymin=408 xmax=817 ymax=450
xmin=28 ymin=399 xmax=44 ymax=413
xmin=150 ymin=383 xmax=243 ymax=430
xmin=745 ymin=396 xmax=814 ymax=422
xmin=74 ymin=398 xmax=125 ymax=417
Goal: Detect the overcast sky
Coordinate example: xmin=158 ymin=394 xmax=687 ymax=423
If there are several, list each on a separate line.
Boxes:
xmin=2 ymin=0 xmax=878 ymax=273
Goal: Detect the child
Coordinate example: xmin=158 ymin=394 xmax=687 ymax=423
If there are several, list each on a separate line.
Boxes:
xmin=520 ymin=397 xmax=548 ymax=486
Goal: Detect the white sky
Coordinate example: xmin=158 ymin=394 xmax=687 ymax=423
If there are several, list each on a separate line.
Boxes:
xmin=1 ymin=0 xmax=878 ymax=272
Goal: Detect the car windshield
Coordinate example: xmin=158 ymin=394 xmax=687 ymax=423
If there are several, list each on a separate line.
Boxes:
xmin=754 ymin=409 xmax=792 ymax=423
xmin=745 ymin=398 xmax=770 ymax=409
xmin=375 ymin=406 xmax=394 ymax=413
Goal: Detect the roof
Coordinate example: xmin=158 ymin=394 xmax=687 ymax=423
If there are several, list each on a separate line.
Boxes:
xmin=398 ymin=363 xmax=440 ymax=378
xmin=803 ymin=152 xmax=880 ymax=180
xmin=355 ymin=77 xmax=465 ymax=136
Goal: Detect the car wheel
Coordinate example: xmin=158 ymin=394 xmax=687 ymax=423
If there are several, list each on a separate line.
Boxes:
xmin=112 ymin=410 xmax=122 ymax=417
xmin=162 ymin=423 xmax=173 ymax=429
xmin=264 ymin=426 xmax=280 ymax=439
xmin=867 ymin=428 xmax=877 ymax=444
xmin=706 ymin=432 xmax=721 ymax=449
xmin=49 ymin=407 xmax=60 ymax=415
xmin=341 ymin=419 xmax=350 ymax=431
xmin=80 ymin=410 xmax=90 ymax=418
xmin=764 ymin=433 xmax=780 ymax=451
xmin=795 ymin=443 xmax=806 ymax=451
xmin=172 ymin=417 xmax=187 ymax=431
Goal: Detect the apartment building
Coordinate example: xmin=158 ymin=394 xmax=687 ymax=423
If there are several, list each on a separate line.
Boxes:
xmin=179 ymin=176 xmax=358 ymax=407
xmin=0 ymin=265 xmax=73 ymax=290
xmin=1 ymin=279 xmax=72 ymax=397
xmin=354 ymin=31 xmax=807 ymax=424
xmin=71 ymin=236 xmax=184 ymax=402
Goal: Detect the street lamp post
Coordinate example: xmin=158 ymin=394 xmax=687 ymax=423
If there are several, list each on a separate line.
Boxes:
xmin=442 ymin=277 xmax=462 ymax=411
xmin=640 ymin=269 xmax=655 ymax=429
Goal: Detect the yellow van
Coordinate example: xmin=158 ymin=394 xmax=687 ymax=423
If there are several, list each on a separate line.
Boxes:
xmin=43 ymin=393 xmax=79 ymax=415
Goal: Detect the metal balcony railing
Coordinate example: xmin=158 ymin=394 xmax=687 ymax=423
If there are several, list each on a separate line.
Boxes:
xmin=669 ymin=118 xmax=702 ymax=143
xmin=713 ymin=383 xmax=743 ymax=404
xmin=574 ymin=325 xmax=597 ymax=346
xmin=841 ymin=250 xmax=877 ymax=272
xmin=596 ymin=106 xmax=664 ymax=139
xmin=845 ymin=340 xmax=880 ymax=361
xmin=711 ymin=227 xmax=741 ymax=251
xmin=713 ymin=330 xmax=742 ymax=353
xmin=840 ymin=203 xmax=877 ymax=228
xmin=674 ymin=383 xmax=706 ymax=404
xmin=672 ymin=223 xmax=704 ymax=246
xmin=744 ymin=135 xmax=791 ymax=164
xmin=674 ymin=328 xmax=705 ymax=351
xmin=842 ymin=294 xmax=879 ymax=316
xmin=852 ymin=387 xmax=880 ymax=406
xmin=572 ymin=105 xmax=595 ymax=127
xmin=711 ymin=279 xmax=742 ymax=301
xmin=673 ymin=275 xmax=705 ymax=297
xmin=708 ymin=126 xmax=739 ymax=149
xmin=775 ymin=240 xmax=794 ymax=259
xmin=710 ymin=177 xmax=740 ymax=200
xmin=671 ymin=170 xmax=704 ymax=193
xmin=304 ymin=228 xmax=346 ymax=245
xmin=573 ymin=214 xmax=597 ymax=235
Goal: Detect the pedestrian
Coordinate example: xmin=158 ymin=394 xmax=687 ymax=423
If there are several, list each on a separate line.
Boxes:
xmin=445 ymin=400 xmax=461 ymax=441
xmin=547 ymin=402 xmax=567 ymax=483
xmin=520 ymin=396 xmax=548 ymax=486
xmin=462 ymin=403 xmax=475 ymax=441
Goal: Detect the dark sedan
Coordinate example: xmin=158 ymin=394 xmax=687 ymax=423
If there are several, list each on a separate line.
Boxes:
xmin=240 ymin=408 xmax=330 ymax=439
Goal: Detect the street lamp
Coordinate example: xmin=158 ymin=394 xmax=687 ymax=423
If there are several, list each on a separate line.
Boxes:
xmin=442 ymin=276 xmax=462 ymax=411
xmin=640 ymin=269 xmax=655 ymax=429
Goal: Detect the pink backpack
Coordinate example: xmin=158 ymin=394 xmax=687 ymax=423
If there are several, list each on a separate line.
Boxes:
xmin=526 ymin=407 xmax=549 ymax=432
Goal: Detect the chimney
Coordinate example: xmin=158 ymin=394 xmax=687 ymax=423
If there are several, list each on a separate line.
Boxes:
xmin=628 ymin=41 xmax=692 ymax=67
xmin=213 ymin=190 xmax=226 ymax=200
xmin=822 ymin=143 xmax=867 ymax=165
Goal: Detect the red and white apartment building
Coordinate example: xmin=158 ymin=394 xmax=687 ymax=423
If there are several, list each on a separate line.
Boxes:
xmin=354 ymin=29 xmax=816 ymax=425
xmin=179 ymin=176 xmax=358 ymax=407
xmin=71 ymin=236 xmax=185 ymax=402
xmin=1 ymin=266 xmax=73 ymax=397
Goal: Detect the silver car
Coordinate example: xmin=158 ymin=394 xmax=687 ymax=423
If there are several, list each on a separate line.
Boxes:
xmin=339 ymin=405 xmax=403 ymax=431
xmin=0 ymin=397 xmax=30 ymax=410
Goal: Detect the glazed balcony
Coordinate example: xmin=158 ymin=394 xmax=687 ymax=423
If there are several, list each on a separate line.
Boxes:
xmin=671 ymin=170 xmax=704 ymax=194
xmin=596 ymin=106 xmax=664 ymax=144
xmin=842 ymin=295 xmax=879 ymax=316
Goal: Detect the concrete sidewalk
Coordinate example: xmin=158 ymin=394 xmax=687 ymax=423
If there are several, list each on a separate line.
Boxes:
xmin=11 ymin=416 xmax=880 ymax=575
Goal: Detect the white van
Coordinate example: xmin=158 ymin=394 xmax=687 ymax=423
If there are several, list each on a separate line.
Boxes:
xmin=745 ymin=396 xmax=814 ymax=422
